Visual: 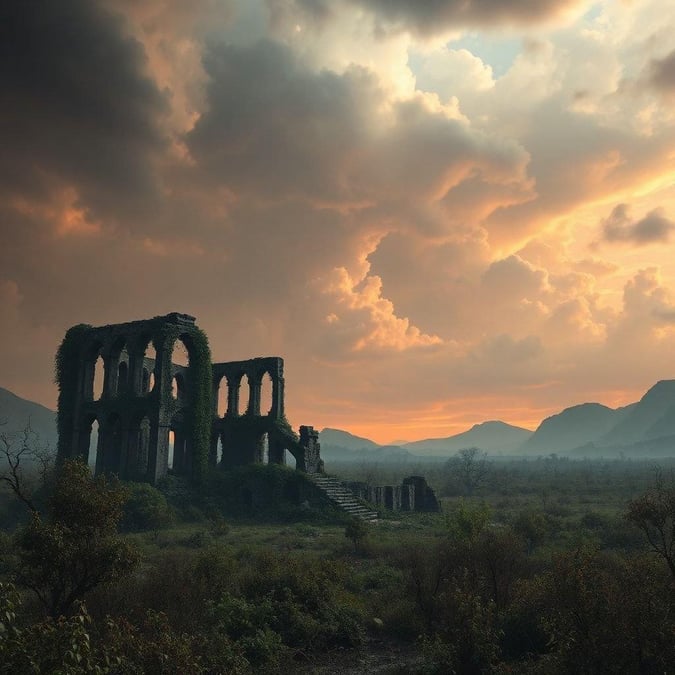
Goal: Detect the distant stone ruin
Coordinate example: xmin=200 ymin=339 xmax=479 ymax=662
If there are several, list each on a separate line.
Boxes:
xmin=55 ymin=313 xmax=323 ymax=484
xmin=346 ymin=476 xmax=441 ymax=512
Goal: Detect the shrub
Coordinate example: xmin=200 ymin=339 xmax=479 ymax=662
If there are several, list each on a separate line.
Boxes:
xmin=121 ymin=482 xmax=173 ymax=533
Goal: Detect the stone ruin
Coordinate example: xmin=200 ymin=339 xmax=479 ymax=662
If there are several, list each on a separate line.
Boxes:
xmin=56 ymin=313 xmax=323 ymax=484
xmin=346 ymin=476 xmax=440 ymax=512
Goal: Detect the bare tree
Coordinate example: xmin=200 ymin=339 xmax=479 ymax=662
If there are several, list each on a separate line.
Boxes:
xmin=447 ymin=447 xmax=489 ymax=497
xmin=0 ymin=416 xmax=53 ymax=514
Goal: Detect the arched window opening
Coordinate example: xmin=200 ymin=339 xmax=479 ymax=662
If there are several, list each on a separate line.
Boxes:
xmin=216 ymin=436 xmax=223 ymax=466
xmin=217 ymin=377 xmax=227 ymax=417
xmin=88 ymin=419 xmax=99 ymax=471
xmin=142 ymin=340 xmax=157 ymax=395
xmin=92 ymin=355 xmax=105 ymax=401
xmin=168 ymin=430 xmax=175 ymax=470
xmin=262 ymin=433 xmax=269 ymax=464
xmin=171 ymin=338 xmax=190 ymax=368
xmin=172 ymin=374 xmax=186 ymax=401
xmin=238 ymin=375 xmax=250 ymax=415
xmin=284 ymin=450 xmax=297 ymax=469
xmin=117 ymin=361 xmax=128 ymax=395
xmin=260 ymin=373 xmax=273 ymax=416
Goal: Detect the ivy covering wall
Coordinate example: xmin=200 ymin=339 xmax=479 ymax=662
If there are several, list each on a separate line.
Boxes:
xmin=54 ymin=323 xmax=92 ymax=460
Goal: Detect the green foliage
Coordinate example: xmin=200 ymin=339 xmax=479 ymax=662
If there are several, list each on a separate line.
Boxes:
xmin=181 ymin=327 xmax=212 ymax=485
xmin=420 ymin=574 xmax=501 ymax=675
xmin=0 ymin=581 xmax=250 ymax=674
xmin=625 ymin=473 xmax=675 ymax=578
xmin=14 ymin=460 xmax=139 ymax=617
xmin=207 ymin=513 xmax=230 ymax=538
xmin=121 ymin=482 xmax=173 ymax=533
xmin=512 ymin=508 xmax=552 ymax=550
xmin=3 ymin=458 xmax=675 ymax=671
xmin=446 ymin=500 xmax=491 ymax=542
xmin=1 ymin=582 xmax=110 ymax=675
xmin=233 ymin=551 xmax=366 ymax=651
xmin=210 ymin=593 xmax=288 ymax=669
xmin=522 ymin=549 xmax=675 ymax=673
xmin=54 ymin=324 xmax=91 ymax=459
xmin=344 ymin=517 xmax=369 ymax=552
xmin=203 ymin=463 xmax=331 ymax=521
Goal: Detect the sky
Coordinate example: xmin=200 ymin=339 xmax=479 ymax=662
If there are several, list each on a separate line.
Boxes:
xmin=1 ymin=0 xmax=675 ymax=444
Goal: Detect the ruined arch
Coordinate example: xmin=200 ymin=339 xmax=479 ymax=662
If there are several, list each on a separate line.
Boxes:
xmin=238 ymin=374 xmax=251 ymax=415
xmin=260 ymin=371 xmax=273 ymax=416
xmin=84 ymin=340 xmax=105 ymax=402
xmin=56 ymin=313 xmax=322 ymax=484
xmin=215 ymin=374 xmax=227 ymax=418
xmin=84 ymin=415 xmax=99 ymax=469
xmin=140 ymin=335 xmax=157 ymax=395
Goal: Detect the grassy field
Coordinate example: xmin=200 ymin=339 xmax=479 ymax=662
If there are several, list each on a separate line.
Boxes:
xmin=1 ymin=457 xmax=674 ymax=673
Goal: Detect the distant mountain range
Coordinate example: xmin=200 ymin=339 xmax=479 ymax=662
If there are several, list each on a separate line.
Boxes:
xmin=320 ymin=380 xmax=675 ymax=460
xmin=3 ymin=381 xmax=675 ymax=462
xmin=403 ymin=421 xmax=532 ymax=454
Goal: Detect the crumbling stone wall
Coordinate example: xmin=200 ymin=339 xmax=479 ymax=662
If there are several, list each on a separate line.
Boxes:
xmin=347 ymin=475 xmax=440 ymax=512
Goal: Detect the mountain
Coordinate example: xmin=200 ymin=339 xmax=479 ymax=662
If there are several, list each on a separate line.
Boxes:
xmin=521 ymin=402 xmax=634 ymax=455
xmin=600 ymin=380 xmax=675 ymax=447
xmin=0 ymin=386 xmax=57 ymax=446
xmin=318 ymin=429 xmax=416 ymax=462
xmin=402 ymin=421 xmax=533 ymax=455
xmin=319 ymin=428 xmax=379 ymax=451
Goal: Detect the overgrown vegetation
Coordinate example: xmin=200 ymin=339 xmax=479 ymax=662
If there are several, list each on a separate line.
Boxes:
xmin=1 ymin=456 xmax=674 ymax=673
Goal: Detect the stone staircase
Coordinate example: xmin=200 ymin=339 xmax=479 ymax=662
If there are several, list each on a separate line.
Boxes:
xmin=310 ymin=475 xmax=378 ymax=521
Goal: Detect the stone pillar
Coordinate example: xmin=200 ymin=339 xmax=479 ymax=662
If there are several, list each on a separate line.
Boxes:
xmin=249 ymin=376 xmax=262 ymax=416
xmin=271 ymin=373 xmax=284 ymax=418
xmin=147 ymin=423 xmax=169 ymax=484
xmin=227 ymin=378 xmax=240 ymax=415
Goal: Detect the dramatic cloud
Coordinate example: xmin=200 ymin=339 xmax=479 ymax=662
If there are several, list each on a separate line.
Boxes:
xmin=648 ymin=48 xmax=675 ymax=94
xmin=602 ymin=204 xmax=675 ymax=245
xmin=0 ymin=0 xmax=169 ymax=224
xmin=351 ymin=0 xmax=586 ymax=34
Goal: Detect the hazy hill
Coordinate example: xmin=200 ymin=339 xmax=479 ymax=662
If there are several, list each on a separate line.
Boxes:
xmin=521 ymin=402 xmax=633 ymax=455
xmin=0 ymin=386 xmax=57 ymax=449
xmin=319 ymin=428 xmax=379 ymax=451
xmin=600 ymin=380 xmax=675 ymax=447
xmin=402 ymin=421 xmax=533 ymax=455
xmin=318 ymin=428 xmax=415 ymax=462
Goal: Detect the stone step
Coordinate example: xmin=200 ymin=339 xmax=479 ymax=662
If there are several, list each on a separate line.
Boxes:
xmin=309 ymin=474 xmax=378 ymax=521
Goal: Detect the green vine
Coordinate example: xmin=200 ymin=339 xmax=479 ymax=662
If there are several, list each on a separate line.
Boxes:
xmin=185 ymin=326 xmax=212 ymax=485
xmin=55 ymin=324 xmax=92 ymax=460
xmin=157 ymin=323 xmax=212 ymax=485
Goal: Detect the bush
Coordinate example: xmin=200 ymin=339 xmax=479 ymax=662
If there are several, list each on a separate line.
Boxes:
xmin=121 ymin=482 xmax=173 ymax=533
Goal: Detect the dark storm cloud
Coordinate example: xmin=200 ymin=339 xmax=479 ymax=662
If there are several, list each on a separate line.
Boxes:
xmin=187 ymin=40 xmax=380 ymax=202
xmin=648 ymin=48 xmax=675 ymax=94
xmin=350 ymin=0 xmax=583 ymax=34
xmin=602 ymin=204 xmax=675 ymax=245
xmin=187 ymin=38 xmax=527 ymax=209
xmin=0 ymin=0 xmax=168 ymax=219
